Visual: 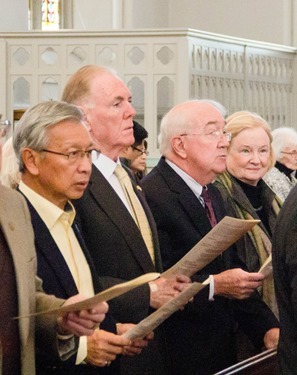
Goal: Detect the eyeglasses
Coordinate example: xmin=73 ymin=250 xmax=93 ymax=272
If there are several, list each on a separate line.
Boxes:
xmin=180 ymin=130 xmax=232 ymax=142
xmin=41 ymin=149 xmax=97 ymax=163
xmin=131 ymin=145 xmax=150 ymax=156
xmin=281 ymin=151 xmax=297 ymax=157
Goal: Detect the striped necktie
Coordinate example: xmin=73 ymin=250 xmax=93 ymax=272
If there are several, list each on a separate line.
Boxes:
xmin=201 ymin=186 xmax=217 ymax=227
xmin=114 ymin=164 xmax=155 ymax=264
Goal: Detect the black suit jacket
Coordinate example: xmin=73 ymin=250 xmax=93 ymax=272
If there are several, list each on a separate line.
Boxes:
xmin=272 ymin=185 xmax=297 ymax=374
xmin=74 ymin=165 xmax=163 ymax=322
xmin=23 ymin=196 xmax=118 ymax=375
xmin=74 ymin=164 xmax=170 ymax=375
xmin=141 ymin=157 xmax=279 ymax=375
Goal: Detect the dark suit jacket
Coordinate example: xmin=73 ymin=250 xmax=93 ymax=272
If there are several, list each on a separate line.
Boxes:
xmin=141 ymin=157 xmax=279 ymax=375
xmin=23 ymin=196 xmax=118 ymax=375
xmin=74 ymin=165 xmax=170 ymax=375
xmin=272 ymin=185 xmax=297 ymax=374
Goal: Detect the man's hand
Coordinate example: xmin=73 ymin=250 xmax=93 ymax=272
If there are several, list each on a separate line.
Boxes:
xmin=86 ymin=330 xmax=131 ymax=367
xmin=213 ymin=268 xmax=264 ymax=299
xmin=117 ymin=323 xmax=154 ymax=356
xmin=264 ymin=328 xmax=279 ymax=349
xmin=149 ymin=274 xmax=192 ymax=309
xmin=57 ymin=294 xmax=109 ymax=337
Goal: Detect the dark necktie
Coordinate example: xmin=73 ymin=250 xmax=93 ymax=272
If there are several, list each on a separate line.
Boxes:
xmin=201 ymin=187 xmax=217 ymax=227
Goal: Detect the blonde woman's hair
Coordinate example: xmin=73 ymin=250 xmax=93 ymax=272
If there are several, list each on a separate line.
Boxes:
xmin=225 ymin=111 xmax=275 ymax=169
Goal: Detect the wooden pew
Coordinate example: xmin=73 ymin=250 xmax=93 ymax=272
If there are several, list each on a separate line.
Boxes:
xmin=215 ymin=348 xmax=277 ymax=375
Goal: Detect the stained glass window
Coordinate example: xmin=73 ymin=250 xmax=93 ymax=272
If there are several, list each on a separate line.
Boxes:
xmin=42 ymin=0 xmax=60 ymax=30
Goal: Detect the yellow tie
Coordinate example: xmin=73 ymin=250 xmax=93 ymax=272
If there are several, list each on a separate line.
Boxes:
xmin=114 ymin=164 xmax=155 ymax=264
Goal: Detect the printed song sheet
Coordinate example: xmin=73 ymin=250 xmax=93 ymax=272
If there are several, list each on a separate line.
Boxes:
xmin=162 ymin=216 xmax=260 ymax=279
xmin=122 ymin=217 xmax=259 ymax=340
xmin=16 ymin=272 xmax=160 ymax=319
xmin=123 ymin=279 xmax=209 ymax=340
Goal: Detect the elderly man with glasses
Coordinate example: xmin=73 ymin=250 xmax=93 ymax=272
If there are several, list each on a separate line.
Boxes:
xmin=13 ymin=100 xmax=150 ymax=375
xmin=141 ymin=99 xmax=280 ymax=375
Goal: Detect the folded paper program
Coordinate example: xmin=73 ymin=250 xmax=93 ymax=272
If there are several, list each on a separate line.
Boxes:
xmin=162 ymin=216 xmax=260 ymax=279
xmin=123 ymin=279 xmax=209 ymax=341
xmin=15 ymin=272 xmax=160 ymax=319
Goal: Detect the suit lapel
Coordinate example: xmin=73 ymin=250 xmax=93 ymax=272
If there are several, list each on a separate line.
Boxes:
xmin=89 ymin=167 xmax=155 ymax=273
xmin=157 ymin=158 xmax=212 ymax=237
xmin=126 ymin=168 xmax=163 ymax=272
xmin=25 ymin=199 xmax=78 ymax=297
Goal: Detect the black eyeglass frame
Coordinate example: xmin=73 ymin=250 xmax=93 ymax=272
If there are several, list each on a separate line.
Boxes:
xmin=41 ymin=148 xmax=98 ymax=162
xmin=131 ymin=145 xmax=149 ymax=156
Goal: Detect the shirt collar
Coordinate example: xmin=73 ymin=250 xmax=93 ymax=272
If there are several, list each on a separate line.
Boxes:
xmin=92 ymin=152 xmax=121 ymax=180
xmin=19 ymin=180 xmax=76 ymax=230
xmin=165 ymin=158 xmax=204 ymax=199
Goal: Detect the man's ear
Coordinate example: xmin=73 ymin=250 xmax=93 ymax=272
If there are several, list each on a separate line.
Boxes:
xmin=21 ymin=148 xmax=41 ymax=176
xmin=78 ymin=105 xmax=92 ymax=132
xmin=171 ymin=136 xmax=187 ymax=159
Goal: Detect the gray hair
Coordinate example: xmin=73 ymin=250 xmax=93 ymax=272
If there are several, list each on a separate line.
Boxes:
xmin=271 ymin=127 xmax=297 ymax=161
xmin=13 ymin=101 xmax=86 ymax=172
xmin=158 ymin=99 xmax=227 ymax=155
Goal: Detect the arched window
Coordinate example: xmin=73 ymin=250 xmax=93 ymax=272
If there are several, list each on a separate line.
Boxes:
xmin=29 ymin=0 xmax=72 ymax=30
xmin=42 ymin=0 xmax=60 ymax=30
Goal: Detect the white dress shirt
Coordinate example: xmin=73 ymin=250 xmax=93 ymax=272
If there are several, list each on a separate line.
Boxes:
xmin=93 ymin=152 xmax=135 ymax=214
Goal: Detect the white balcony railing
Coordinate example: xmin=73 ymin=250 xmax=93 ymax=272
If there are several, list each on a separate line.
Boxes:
xmin=0 ymin=28 xmax=296 ymax=163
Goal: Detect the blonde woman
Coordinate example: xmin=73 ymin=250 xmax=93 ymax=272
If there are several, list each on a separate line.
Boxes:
xmin=215 ymin=111 xmax=281 ymax=318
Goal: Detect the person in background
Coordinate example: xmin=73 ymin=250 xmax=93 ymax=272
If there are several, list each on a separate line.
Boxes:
xmin=215 ymin=111 xmax=281 ymax=317
xmin=0 ymin=182 xmax=109 ymax=375
xmin=141 ymin=100 xmax=279 ymax=375
xmin=13 ymin=101 xmax=149 ymax=375
xmin=129 ymin=139 xmax=149 ymax=181
xmin=120 ymin=120 xmax=149 ymax=182
xmin=1 ymin=136 xmax=21 ymax=188
xmin=62 ymin=64 xmax=191 ymax=375
xmin=263 ymin=126 xmax=297 ymax=202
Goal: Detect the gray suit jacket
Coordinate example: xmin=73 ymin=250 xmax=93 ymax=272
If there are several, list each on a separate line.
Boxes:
xmin=0 ymin=186 xmax=64 ymax=375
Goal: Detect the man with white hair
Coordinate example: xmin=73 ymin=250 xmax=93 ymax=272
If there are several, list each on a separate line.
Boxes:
xmin=62 ymin=65 xmax=191 ymax=374
xmin=141 ymin=99 xmax=280 ymax=374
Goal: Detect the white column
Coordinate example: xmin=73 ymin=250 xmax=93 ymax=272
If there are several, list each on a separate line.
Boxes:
xmin=112 ymin=0 xmax=123 ymax=29
xmin=0 ymin=0 xmax=28 ymax=31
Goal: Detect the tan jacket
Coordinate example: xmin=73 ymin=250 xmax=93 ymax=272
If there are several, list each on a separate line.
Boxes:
xmin=0 ymin=185 xmax=64 ymax=375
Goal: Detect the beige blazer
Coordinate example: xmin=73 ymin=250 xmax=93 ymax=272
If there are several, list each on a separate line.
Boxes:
xmin=0 ymin=185 xmax=64 ymax=375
